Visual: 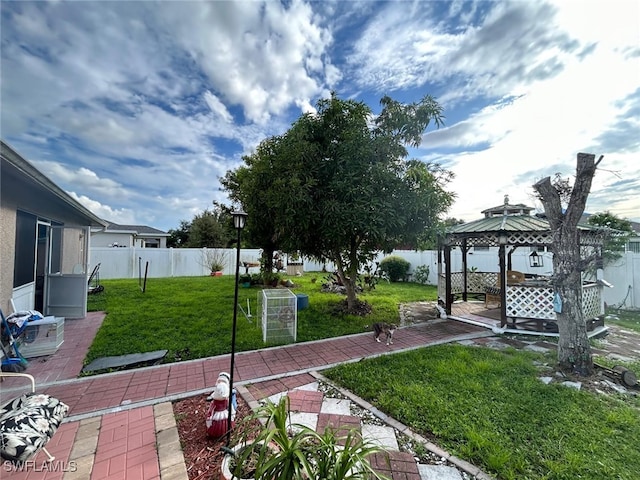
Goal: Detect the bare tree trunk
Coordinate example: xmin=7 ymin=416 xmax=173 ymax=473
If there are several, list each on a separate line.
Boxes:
xmin=552 ymin=229 xmax=592 ymax=374
xmin=534 ymin=152 xmax=603 ymax=375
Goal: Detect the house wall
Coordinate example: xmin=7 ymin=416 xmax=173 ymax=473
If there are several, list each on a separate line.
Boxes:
xmin=0 ymin=201 xmax=18 ymax=313
xmin=1 ymin=180 xmax=93 ymax=312
xmin=91 ymin=231 xmax=133 ymax=247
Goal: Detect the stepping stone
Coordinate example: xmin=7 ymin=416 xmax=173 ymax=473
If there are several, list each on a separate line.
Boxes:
xmin=371 ymin=451 xmax=420 ymax=478
xmin=296 ymin=381 xmax=319 ymax=392
xmin=524 ymin=344 xmax=551 ymax=353
xmin=316 ymin=413 xmax=361 ymax=444
xmin=321 ymin=397 xmax=352 ymax=415
xmin=361 ymin=424 xmax=398 ymax=451
xmin=417 ymin=464 xmax=464 ymax=480
xmin=289 ymin=411 xmax=318 ymax=432
xmin=287 ymin=389 xmax=324 ymax=413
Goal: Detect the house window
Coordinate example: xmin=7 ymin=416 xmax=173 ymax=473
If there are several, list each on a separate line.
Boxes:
xmin=628 ymin=241 xmax=640 ymax=254
xmin=474 ymin=246 xmax=489 ymax=251
xmin=530 ymin=246 xmax=547 ymax=253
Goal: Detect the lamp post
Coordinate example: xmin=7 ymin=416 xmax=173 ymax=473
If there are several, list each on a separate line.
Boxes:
xmin=226 ymin=210 xmax=247 ymax=447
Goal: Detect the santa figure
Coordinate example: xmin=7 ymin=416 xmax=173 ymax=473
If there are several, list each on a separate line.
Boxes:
xmin=205 ymin=372 xmax=236 ymax=438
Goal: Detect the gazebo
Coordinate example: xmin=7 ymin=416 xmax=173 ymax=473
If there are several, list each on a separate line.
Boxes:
xmin=438 ymin=196 xmax=607 ymax=335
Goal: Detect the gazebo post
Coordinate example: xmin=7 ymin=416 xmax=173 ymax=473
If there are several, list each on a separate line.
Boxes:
xmin=462 ymin=239 xmax=468 ymax=302
xmin=498 ymin=242 xmax=507 ymax=327
xmin=444 ymin=244 xmax=452 ymax=315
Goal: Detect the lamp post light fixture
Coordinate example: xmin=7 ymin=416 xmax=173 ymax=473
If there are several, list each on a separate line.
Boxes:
xmin=226 ymin=210 xmax=247 ymax=447
xmin=529 ymin=250 xmax=543 ymax=268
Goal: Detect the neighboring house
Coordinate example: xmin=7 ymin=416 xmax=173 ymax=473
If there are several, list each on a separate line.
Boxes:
xmin=1 ymin=140 xmax=106 ymax=318
xmin=625 ymin=220 xmax=640 ymax=254
xmin=91 ymin=222 xmax=169 ymax=248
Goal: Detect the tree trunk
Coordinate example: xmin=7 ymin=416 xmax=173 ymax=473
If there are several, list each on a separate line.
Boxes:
xmin=261 ymin=248 xmax=274 ymax=283
xmin=333 ymin=255 xmax=358 ymax=312
xmin=534 ymin=152 xmax=603 ymax=376
xmin=552 ymin=229 xmax=592 ymax=375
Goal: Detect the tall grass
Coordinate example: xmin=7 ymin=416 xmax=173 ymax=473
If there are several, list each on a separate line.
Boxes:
xmin=86 ymin=273 xmax=436 ymax=364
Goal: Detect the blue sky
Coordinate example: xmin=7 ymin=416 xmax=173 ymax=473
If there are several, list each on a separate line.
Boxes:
xmin=2 ymin=0 xmax=638 ymax=232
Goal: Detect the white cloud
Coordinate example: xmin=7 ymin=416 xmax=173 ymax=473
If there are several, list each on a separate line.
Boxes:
xmin=204 ymin=91 xmax=234 ymax=123
xmin=2 ymin=0 xmax=638 ymax=231
xmin=68 ymin=192 xmax=136 ymax=225
xmin=158 ymin=0 xmax=334 ymax=124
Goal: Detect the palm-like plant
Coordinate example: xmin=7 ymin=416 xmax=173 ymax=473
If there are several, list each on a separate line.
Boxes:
xmin=231 ymin=396 xmax=390 ymax=480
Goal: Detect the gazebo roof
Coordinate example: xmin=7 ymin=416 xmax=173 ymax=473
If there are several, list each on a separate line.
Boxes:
xmin=449 ymin=214 xmax=550 ymax=235
xmin=445 ymin=212 xmax=606 ymax=248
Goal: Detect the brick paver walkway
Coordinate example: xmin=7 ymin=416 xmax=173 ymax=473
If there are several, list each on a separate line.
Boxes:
xmin=1 ymin=314 xmax=492 ymax=480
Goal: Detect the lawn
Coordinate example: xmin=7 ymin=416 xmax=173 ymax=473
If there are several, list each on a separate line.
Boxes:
xmin=606 ymin=307 xmax=640 ymax=333
xmin=324 ymin=344 xmax=640 ymax=480
xmin=86 ymin=273 xmax=435 ymax=364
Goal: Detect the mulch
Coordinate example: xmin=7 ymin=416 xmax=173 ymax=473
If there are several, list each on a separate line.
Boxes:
xmin=173 ymin=393 xmax=260 ymax=480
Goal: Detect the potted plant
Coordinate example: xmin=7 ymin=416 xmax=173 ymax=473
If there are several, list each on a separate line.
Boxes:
xmin=199 ymin=248 xmax=227 ymax=276
xmin=225 ymin=396 xmax=390 ymax=480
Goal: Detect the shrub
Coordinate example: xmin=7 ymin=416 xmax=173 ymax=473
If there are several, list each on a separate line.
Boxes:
xmin=379 ymin=255 xmax=410 ymax=282
xmin=413 ymin=265 xmax=430 ymax=284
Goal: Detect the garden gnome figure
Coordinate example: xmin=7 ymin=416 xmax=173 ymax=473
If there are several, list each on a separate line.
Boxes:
xmin=205 ymin=372 xmax=236 ymax=438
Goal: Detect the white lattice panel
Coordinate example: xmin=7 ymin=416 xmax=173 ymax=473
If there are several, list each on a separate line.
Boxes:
xmin=439 ymin=271 xmax=498 ymax=296
xmin=506 ymin=286 xmax=555 ymax=320
xmin=450 ymin=272 xmax=464 ymax=294
xmin=582 ymin=284 xmax=602 ymax=319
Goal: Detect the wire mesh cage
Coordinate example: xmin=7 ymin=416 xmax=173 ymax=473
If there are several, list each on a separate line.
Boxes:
xmin=258 ymin=289 xmax=297 ymax=344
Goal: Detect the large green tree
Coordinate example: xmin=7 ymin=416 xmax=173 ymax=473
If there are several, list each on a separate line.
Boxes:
xmin=187 ymin=204 xmax=232 ymax=248
xmin=221 ymin=136 xmax=291 ymax=276
xmin=167 ymin=220 xmax=191 ymax=248
xmin=228 ymin=93 xmax=453 ymax=312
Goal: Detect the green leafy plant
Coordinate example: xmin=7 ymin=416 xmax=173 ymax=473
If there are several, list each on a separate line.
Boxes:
xmin=379 ymin=256 xmax=410 ymax=282
xmin=413 ymin=265 xmax=430 ymax=284
xmin=232 ymin=396 xmax=390 ymax=480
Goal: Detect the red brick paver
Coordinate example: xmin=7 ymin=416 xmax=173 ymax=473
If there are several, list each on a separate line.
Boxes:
xmin=91 ymin=407 xmax=159 ymax=480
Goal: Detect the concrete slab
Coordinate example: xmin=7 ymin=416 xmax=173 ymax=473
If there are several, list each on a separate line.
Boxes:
xmin=524 ymin=344 xmax=551 ymax=353
xmin=418 ymin=464 xmax=464 ymax=480
xmin=321 ymin=397 xmax=352 ymax=415
xmin=361 ymin=424 xmax=399 ymax=451
xmin=295 ymin=381 xmax=319 ymax=392
xmin=289 ymin=411 xmax=318 ymax=431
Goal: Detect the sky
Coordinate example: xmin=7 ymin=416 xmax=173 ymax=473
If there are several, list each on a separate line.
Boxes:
xmin=1 ymin=0 xmax=639 ymax=232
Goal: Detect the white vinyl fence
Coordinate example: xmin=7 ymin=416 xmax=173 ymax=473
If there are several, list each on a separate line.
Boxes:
xmin=89 ymin=247 xmax=639 ymax=309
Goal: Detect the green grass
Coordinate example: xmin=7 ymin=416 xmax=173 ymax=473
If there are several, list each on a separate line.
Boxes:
xmin=86 ymin=273 xmax=435 ymax=364
xmin=324 ymin=345 xmax=640 ymax=480
xmin=606 ymin=308 xmax=640 ymax=333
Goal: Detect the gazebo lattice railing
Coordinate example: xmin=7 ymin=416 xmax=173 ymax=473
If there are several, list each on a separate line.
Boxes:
xmin=438 ymin=204 xmax=608 ymax=333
